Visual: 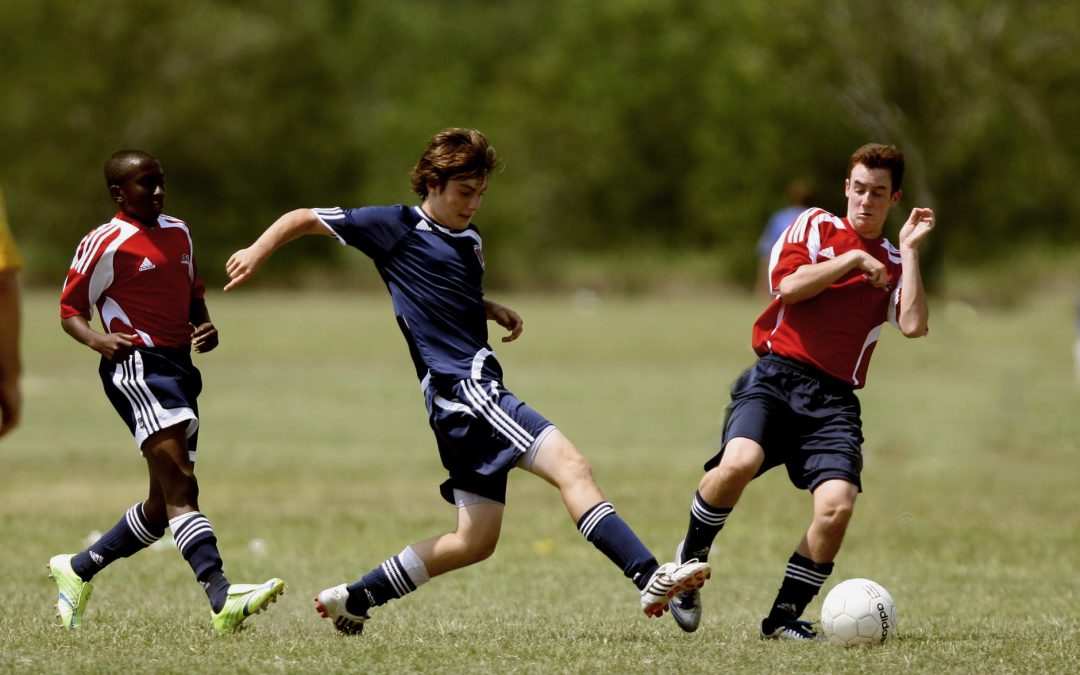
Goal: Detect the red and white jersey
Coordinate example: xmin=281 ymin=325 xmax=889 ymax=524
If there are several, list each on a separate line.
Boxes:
xmin=60 ymin=212 xmax=206 ymax=348
xmin=752 ymin=207 xmax=903 ymax=388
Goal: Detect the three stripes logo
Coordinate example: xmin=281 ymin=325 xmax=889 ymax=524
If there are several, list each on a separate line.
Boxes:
xmin=138 ymin=257 xmax=156 ymax=272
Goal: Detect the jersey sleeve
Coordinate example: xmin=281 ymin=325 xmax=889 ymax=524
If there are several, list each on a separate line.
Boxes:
xmin=311 ymin=206 xmax=411 ymax=260
xmin=767 ymin=208 xmax=848 ymax=292
xmin=60 ymin=226 xmax=118 ymax=320
xmin=191 ymin=257 xmax=206 ymax=301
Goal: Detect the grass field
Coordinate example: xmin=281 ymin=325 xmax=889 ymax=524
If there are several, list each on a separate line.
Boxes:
xmin=3 ymin=287 xmax=1078 ymax=673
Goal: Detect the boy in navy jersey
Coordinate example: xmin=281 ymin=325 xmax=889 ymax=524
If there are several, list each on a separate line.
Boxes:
xmin=52 ymin=150 xmax=284 ymax=632
xmin=669 ymin=144 xmax=935 ymax=639
xmin=225 ymin=128 xmax=709 ymax=634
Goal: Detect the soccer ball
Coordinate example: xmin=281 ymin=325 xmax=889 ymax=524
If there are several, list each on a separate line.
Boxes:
xmin=820 ymin=578 xmax=896 ymax=647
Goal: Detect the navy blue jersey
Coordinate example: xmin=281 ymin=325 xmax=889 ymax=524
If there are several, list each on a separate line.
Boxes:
xmin=313 ymin=205 xmax=499 ymax=384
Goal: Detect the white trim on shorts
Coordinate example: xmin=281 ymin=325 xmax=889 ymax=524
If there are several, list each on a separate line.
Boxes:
xmin=452 ymin=489 xmax=501 ymax=508
xmin=111 ymin=350 xmax=199 ymax=461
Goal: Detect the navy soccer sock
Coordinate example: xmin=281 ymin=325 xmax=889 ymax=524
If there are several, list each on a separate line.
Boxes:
xmin=576 ymin=501 xmax=659 ymax=590
xmin=680 ymin=491 xmax=731 ymax=563
xmin=762 ymin=551 xmax=834 ymax=631
xmin=71 ymin=503 xmax=164 ymax=582
xmin=345 ymin=547 xmax=430 ymax=616
xmin=170 ymin=511 xmax=230 ymax=612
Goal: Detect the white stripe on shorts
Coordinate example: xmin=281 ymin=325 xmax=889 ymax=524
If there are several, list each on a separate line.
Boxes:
xmin=460 ymin=379 xmax=533 ymax=452
xmin=110 ymin=351 xmax=199 ymax=454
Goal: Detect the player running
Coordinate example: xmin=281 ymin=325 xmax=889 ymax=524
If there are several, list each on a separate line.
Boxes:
xmin=52 ymin=150 xmax=284 ymax=632
xmin=224 ymin=128 xmax=709 ymax=634
xmin=669 ymin=143 xmax=934 ymax=639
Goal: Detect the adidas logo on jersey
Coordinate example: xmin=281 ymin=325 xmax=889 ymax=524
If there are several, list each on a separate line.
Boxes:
xmin=138 ymin=257 xmax=156 ymax=271
xmin=818 ymin=246 xmax=836 ymax=260
xmin=416 ymin=222 xmax=432 ymax=232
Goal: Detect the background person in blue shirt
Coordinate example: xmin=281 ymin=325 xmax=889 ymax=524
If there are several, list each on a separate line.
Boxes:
xmin=757 ymin=178 xmax=816 ymax=296
xmin=224 ymin=128 xmax=710 ymax=635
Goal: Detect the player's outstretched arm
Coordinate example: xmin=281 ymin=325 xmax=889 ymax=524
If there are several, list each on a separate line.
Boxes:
xmin=224 ymin=209 xmax=329 ymax=291
xmin=485 ymin=300 xmax=523 ymax=342
xmin=896 ymin=208 xmax=935 ymax=337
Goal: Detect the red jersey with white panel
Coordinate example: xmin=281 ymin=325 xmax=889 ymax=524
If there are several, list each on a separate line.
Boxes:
xmin=60 ymin=212 xmax=205 ymax=348
xmin=752 ymin=207 xmax=903 ymax=388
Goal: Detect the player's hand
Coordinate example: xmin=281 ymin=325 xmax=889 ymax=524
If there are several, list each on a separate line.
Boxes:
xmin=852 ymin=250 xmax=889 ymax=288
xmin=224 ymin=247 xmax=264 ymax=291
xmin=488 ymin=303 xmax=524 ymax=342
xmin=95 ymin=333 xmax=138 ymax=363
xmin=899 ymin=208 xmax=935 ymax=251
xmin=191 ymin=322 xmax=219 ymax=354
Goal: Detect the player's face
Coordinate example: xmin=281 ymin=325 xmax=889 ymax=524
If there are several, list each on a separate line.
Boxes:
xmin=845 ymin=164 xmax=901 ymax=238
xmin=423 ymin=177 xmax=486 ymax=231
xmin=111 ymin=160 xmax=165 ymax=226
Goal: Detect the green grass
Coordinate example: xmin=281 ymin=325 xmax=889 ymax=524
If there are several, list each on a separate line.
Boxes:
xmin=3 ymin=287 xmax=1078 ymax=673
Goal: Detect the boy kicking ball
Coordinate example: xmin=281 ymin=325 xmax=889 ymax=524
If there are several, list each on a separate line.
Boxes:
xmin=224 ymin=128 xmax=709 ymax=634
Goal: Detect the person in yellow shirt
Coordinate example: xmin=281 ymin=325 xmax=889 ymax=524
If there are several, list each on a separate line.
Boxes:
xmin=0 ymin=186 xmax=23 ymax=439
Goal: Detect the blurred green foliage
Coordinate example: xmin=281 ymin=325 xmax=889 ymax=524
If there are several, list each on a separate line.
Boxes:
xmin=1 ymin=0 xmax=1077 ymax=291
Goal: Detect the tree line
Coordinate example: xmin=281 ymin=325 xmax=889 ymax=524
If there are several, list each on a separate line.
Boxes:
xmin=2 ymin=0 xmax=1076 ymax=292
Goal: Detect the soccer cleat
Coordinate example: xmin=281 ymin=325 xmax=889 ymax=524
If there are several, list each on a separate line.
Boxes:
xmin=669 ymin=540 xmax=703 ymax=632
xmin=760 ymin=617 xmax=825 ymax=641
xmin=640 ymin=559 xmax=711 ymax=618
xmin=314 ymin=583 xmax=369 ymax=635
xmin=211 ymin=578 xmax=285 ymax=633
xmin=48 ymin=554 xmax=94 ymax=629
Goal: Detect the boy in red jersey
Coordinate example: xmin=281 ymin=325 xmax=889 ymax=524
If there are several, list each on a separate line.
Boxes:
xmin=51 ymin=150 xmax=284 ymax=632
xmin=669 ymin=144 xmax=935 ymax=639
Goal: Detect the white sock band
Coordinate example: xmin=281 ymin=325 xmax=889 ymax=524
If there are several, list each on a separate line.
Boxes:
xmin=399 ymin=546 xmax=431 ymax=587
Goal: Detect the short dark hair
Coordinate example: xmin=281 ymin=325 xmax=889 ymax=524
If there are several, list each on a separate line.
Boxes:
xmin=848 ymin=143 xmax=905 ymax=194
xmin=410 ymin=128 xmax=498 ymax=199
xmin=104 ymin=150 xmax=158 ymax=187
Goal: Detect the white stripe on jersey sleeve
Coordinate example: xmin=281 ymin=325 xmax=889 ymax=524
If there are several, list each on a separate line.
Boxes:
xmin=311 ymin=208 xmax=348 ymax=245
xmin=74 ymin=223 xmax=121 ymax=274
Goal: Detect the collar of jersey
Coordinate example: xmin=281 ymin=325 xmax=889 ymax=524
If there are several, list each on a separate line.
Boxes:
xmin=413 ymin=207 xmax=481 ymax=244
xmin=114 ymin=211 xmax=162 ymax=229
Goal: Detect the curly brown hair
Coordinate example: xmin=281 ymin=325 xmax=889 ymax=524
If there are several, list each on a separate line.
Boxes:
xmin=847 ymin=143 xmax=905 ymax=194
xmin=410 ymin=128 xmax=498 ymax=199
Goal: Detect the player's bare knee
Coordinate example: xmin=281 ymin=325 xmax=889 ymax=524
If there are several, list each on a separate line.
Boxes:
xmin=457 ymin=532 xmax=498 ymax=563
xmin=816 ymin=500 xmax=854 ymax=532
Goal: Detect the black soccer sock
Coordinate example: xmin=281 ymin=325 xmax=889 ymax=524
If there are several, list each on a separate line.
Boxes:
xmin=345 ymin=547 xmax=430 ymax=617
xmin=170 ymin=511 xmax=230 ymax=612
xmin=71 ymin=502 xmax=165 ymax=582
xmin=576 ymin=501 xmax=659 ymax=590
xmin=680 ymin=491 xmax=731 ymax=563
xmin=762 ymin=551 xmax=834 ymax=631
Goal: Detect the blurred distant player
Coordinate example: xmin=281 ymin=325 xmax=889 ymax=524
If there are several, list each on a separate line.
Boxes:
xmin=670 ymin=144 xmax=935 ymax=639
xmin=757 ymin=178 xmax=816 ymax=296
xmin=52 ymin=150 xmax=284 ymax=632
xmin=224 ymin=128 xmax=710 ymax=635
xmin=0 ymin=186 xmax=23 ymax=439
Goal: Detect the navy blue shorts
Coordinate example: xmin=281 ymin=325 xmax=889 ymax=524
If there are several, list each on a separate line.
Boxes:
xmin=425 ymin=378 xmax=554 ymax=505
xmin=705 ymin=354 xmax=864 ymax=491
xmin=98 ymin=346 xmax=201 ymax=458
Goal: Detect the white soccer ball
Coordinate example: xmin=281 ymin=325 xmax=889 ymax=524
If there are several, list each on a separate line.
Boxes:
xmin=820 ymin=578 xmax=897 ymax=647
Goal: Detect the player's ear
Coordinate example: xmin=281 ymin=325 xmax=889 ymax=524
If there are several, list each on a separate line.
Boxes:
xmin=890 ymin=189 xmax=902 ymax=206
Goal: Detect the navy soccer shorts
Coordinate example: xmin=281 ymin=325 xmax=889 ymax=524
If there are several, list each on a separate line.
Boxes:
xmin=98 ymin=346 xmax=202 ymax=460
xmin=706 ymin=353 xmax=864 ymax=492
xmin=425 ymin=378 xmax=555 ymax=505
